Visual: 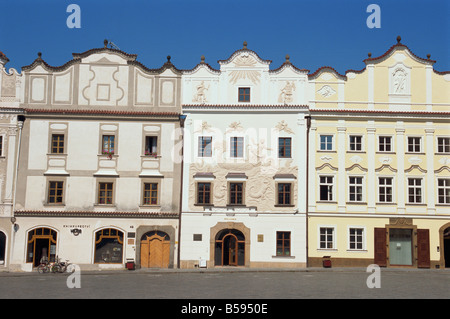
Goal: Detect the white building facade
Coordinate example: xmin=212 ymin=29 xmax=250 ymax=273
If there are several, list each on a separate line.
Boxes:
xmin=9 ymin=42 xmax=183 ymax=271
xmin=179 ymin=43 xmax=309 ymax=268
xmin=0 ymin=51 xmax=23 ymax=270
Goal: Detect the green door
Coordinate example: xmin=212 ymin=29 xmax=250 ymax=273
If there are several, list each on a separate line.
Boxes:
xmin=389 ymin=229 xmax=413 ymax=266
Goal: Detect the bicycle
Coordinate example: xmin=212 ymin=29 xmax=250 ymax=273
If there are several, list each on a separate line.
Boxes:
xmin=37 ymin=260 xmax=51 ymax=274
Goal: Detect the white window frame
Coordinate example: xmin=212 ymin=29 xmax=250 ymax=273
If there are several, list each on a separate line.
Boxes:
xmin=407 ymin=177 xmax=423 ymax=204
xmin=197 ymin=135 xmax=213 ymax=158
xmin=318 ymin=226 xmax=336 ymax=250
xmin=378 ymin=176 xmax=394 ymax=203
xmin=347 ymin=226 xmax=366 ymax=251
xmin=319 ymin=134 xmax=334 ymax=151
xmin=437 ymin=178 xmax=450 ymax=205
xmin=318 ymin=175 xmax=335 ymax=202
xmin=378 ymin=135 xmax=394 ymax=153
xmin=348 ymin=135 xmax=364 ymax=152
xmin=348 ymin=175 xmax=364 ymax=203
xmin=406 ymin=136 xmax=422 ymax=153
xmin=436 ymin=136 xmax=450 ymax=154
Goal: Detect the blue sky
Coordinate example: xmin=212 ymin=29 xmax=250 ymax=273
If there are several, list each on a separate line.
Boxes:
xmin=1 ymin=0 xmax=449 ymax=74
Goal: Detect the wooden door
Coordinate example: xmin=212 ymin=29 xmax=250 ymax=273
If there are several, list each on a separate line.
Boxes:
xmin=140 ymin=233 xmax=170 ymax=268
xmin=417 ymin=229 xmax=430 ymax=268
xmin=374 ymin=228 xmax=387 ymax=267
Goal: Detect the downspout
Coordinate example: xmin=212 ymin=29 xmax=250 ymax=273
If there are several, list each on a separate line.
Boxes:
xmin=177 ymin=114 xmax=186 ymax=268
xmin=305 ymin=115 xmax=311 ymax=268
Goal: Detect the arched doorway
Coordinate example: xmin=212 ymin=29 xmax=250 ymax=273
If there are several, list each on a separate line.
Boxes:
xmin=26 ymin=228 xmax=57 ymax=267
xmin=140 ymin=231 xmax=170 ymax=268
xmin=0 ymin=231 xmax=6 ymax=266
xmin=215 ymin=229 xmax=245 ymax=266
xmin=444 ymin=227 xmax=450 ymax=268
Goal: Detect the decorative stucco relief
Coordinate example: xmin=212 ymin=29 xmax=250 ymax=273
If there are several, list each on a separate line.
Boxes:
xmin=189 ymin=160 xmax=298 ymax=212
xmin=229 ymin=53 xmax=261 ymax=84
xmin=275 ymin=120 xmax=294 ymax=134
xmin=192 ymin=81 xmax=209 ymax=104
xmin=317 ymin=85 xmax=336 ymax=98
xmin=278 ymin=81 xmax=295 ymax=104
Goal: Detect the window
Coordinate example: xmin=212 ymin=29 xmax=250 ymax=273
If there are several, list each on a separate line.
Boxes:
xmin=349 ymin=177 xmax=363 ymax=202
xmin=145 ymin=136 xmax=157 ymax=156
xmin=229 ymin=182 xmax=243 ymax=205
xmin=319 ymin=176 xmax=334 ymax=201
xmin=438 ymin=178 xmax=450 ymax=204
xmin=278 ymin=137 xmax=292 ymax=158
xmin=349 ymin=228 xmax=364 ymax=250
xmin=98 ymin=182 xmax=113 ymax=205
xmin=94 ymin=228 xmax=123 ymax=264
xmin=238 ymin=87 xmax=250 ymax=102
xmin=197 ymin=182 xmax=211 ymax=205
xmin=320 ymin=135 xmax=333 ymax=151
xmin=51 ymin=134 xmax=65 ymax=154
xmin=319 ymin=227 xmax=334 ymax=249
xmin=198 ymin=136 xmax=212 ymax=157
xmin=437 ymin=137 xmax=450 ymax=153
xmin=48 ymin=181 xmax=63 ymax=204
xmin=276 ymin=231 xmax=291 ymax=256
xmin=379 ymin=136 xmax=392 ymax=152
xmin=277 ymin=183 xmax=292 ymax=205
xmin=349 ymin=135 xmax=362 ymax=151
xmin=230 ymin=137 xmax=244 ymax=158
xmin=378 ymin=177 xmax=393 ymax=203
xmin=143 ymin=183 xmax=158 ymax=205
xmin=408 ymin=178 xmax=422 ymax=203
xmin=407 ymin=137 xmax=421 ymax=153
xmin=102 ymin=135 xmax=115 ymax=155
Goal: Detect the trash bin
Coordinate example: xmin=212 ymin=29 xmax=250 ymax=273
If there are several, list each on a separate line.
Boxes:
xmin=126 ymin=261 xmax=135 ymax=270
xmin=322 ymin=256 xmax=331 ymax=268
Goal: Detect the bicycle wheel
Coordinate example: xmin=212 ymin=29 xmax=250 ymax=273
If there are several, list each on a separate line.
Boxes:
xmin=37 ymin=264 xmax=48 ymax=274
xmin=52 ymin=264 xmax=62 ymax=273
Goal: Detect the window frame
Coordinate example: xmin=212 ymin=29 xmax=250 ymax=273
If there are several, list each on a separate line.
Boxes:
xmin=407 ymin=177 xmax=423 ymax=204
xmin=348 ymin=176 xmax=364 ymax=203
xmin=197 ymin=182 xmax=212 ymax=205
xmin=319 ymin=175 xmax=334 ymax=202
xmin=407 ymin=136 xmax=422 ymax=153
xmin=278 ymin=137 xmax=292 ymax=158
xmin=230 ymin=136 xmax=244 ymax=158
xmin=198 ymin=136 xmax=213 ymax=158
xmin=229 ymin=182 xmax=244 ymax=205
xmin=97 ymin=181 xmax=114 ymax=205
xmin=51 ymin=134 xmax=65 ymax=154
xmin=142 ymin=182 xmax=159 ymax=206
xmin=378 ymin=135 xmax=393 ymax=153
xmin=437 ymin=178 xmax=450 ymax=205
xmin=378 ymin=177 xmax=394 ymax=203
xmin=276 ymin=182 xmax=292 ymax=206
xmin=437 ymin=137 xmax=450 ymax=154
xmin=348 ymin=227 xmax=365 ymax=251
xmin=319 ymin=134 xmax=333 ymax=151
xmin=276 ymin=231 xmax=291 ymax=257
xmin=318 ymin=226 xmax=336 ymax=250
xmin=238 ymin=87 xmax=250 ymax=103
xmin=101 ymin=134 xmax=116 ymax=155
xmin=47 ymin=180 xmax=64 ymax=205
xmin=348 ymin=135 xmax=363 ymax=152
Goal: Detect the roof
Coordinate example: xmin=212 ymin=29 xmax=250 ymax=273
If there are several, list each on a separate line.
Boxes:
xmin=0 ymin=50 xmax=9 ymax=63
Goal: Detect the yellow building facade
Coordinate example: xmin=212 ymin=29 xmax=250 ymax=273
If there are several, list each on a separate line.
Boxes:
xmin=307 ymin=37 xmax=450 ymax=268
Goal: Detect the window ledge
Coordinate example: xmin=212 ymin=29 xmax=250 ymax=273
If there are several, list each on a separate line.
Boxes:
xmin=271 ymin=255 xmax=295 ymax=259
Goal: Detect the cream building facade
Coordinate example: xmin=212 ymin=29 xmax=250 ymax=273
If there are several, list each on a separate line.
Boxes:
xmin=307 ymin=37 xmax=450 ymax=268
xmin=179 ymin=43 xmax=309 ymax=268
xmin=9 ymin=42 xmax=184 ymax=271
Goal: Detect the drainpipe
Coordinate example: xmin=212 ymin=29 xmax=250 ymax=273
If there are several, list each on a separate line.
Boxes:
xmin=177 ymin=114 xmax=186 ymax=269
xmin=305 ymin=115 xmax=311 ymax=268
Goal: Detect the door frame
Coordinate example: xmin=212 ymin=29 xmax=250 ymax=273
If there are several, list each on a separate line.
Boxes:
xmin=210 ymin=222 xmax=250 ymax=267
xmin=135 ymin=226 xmax=176 ymax=269
xmin=438 ymin=223 xmax=450 ymax=269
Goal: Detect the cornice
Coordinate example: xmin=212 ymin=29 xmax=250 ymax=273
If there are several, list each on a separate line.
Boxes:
xmin=14 ymin=210 xmax=179 ymax=219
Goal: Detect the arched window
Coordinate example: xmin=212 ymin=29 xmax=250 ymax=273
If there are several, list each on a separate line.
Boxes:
xmin=94 ymin=228 xmax=124 ymax=264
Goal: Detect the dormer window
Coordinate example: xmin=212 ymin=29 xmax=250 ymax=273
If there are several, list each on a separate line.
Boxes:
xmin=238 ymin=88 xmax=250 ymax=102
